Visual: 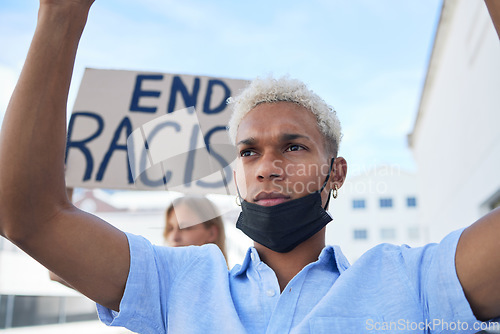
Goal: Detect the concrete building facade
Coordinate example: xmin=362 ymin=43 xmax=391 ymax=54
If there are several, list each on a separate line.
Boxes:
xmin=326 ymin=166 xmax=423 ymax=263
xmin=409 ymin=0 xmax=500 ymax=241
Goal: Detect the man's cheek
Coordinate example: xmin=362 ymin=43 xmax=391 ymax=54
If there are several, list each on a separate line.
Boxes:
xmin=234 ymin=166 xmax=249 ymax=199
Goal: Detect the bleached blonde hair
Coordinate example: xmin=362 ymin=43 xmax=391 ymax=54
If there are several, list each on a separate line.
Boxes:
xmin=227 ymin=75 xmax=342 ymax=156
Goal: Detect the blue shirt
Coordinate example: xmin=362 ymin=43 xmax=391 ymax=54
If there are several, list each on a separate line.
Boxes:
xmin=97 ymin=228 xmax=485 ymax=333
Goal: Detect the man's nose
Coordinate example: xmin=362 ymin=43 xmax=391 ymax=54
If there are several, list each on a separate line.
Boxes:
xmin=256 ymin=152 xmax=283 ymax=181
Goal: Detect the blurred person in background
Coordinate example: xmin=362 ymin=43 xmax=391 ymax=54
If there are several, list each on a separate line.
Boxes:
xmin=164 ymin=196 xmax=227 ymax=261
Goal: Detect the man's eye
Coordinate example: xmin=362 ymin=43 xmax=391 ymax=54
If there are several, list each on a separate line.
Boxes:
xmin=286 ymin=144 xmax=304 ymax=152
xmin=240 ymin=150 xmax=255 ymax=157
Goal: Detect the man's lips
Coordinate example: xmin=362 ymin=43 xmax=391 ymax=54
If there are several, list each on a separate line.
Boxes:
xmin=254 ymin=192 xmax=291 ymax=206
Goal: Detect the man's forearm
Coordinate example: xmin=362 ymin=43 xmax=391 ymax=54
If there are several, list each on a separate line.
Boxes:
xmin=0 ymin=3 xmax=93 ymax=239
xmin=456 ymin=207 xmax=500 ymax=320
xmin=485 ymin=0 xmax=500 ymax=38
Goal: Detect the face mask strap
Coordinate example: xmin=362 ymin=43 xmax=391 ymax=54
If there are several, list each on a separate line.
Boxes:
xmin=323 ymin=189 xmax=332 ymax=210
xmin=235 ymin=183 xmax=245 ymax=207
xmin=319 ymin=157 xmax=335 ymax=193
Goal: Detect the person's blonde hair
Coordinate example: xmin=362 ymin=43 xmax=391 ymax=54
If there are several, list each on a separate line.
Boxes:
xmin=227 ymin=75 xmax=342 ymax=156
xmin=164 ymin=196 xmax=227 ymax=261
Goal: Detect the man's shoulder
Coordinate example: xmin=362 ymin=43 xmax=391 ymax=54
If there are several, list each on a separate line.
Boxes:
xmin=125 ymin=232 xmax=226 ymax=268
xmin=350 ymin=228 xmax=466 ymax=275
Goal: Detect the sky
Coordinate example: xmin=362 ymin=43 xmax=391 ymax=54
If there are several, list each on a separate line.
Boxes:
xmin=0 ymin=0 xmax=443 ymax=177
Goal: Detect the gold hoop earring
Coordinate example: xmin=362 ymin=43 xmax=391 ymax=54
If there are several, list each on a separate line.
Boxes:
xmin=235 ymin=196 xmax=242 ymax=207
xmin=332 ymin=184 xmax=338 ymax=199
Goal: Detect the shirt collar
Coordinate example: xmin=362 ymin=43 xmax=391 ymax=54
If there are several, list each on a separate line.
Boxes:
xmin=232 ymin=247 xmax=260 ymax=276
xmin=232 ymin=245 xmax=350 ymax=276
xmin=330 ymin=245 xmax=351 ymax=273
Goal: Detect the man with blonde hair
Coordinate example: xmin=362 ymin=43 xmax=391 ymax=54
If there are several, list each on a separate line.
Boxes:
xmin=1 ymin=1 xmax=500 ymax=333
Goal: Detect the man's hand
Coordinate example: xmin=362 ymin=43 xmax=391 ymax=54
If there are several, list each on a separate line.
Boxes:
xmin=40 ymin=0 xmax=95 ymax=6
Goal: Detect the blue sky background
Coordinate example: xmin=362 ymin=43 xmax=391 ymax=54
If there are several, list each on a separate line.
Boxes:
xmin=0 ymin=0 xmax=443 ymax=176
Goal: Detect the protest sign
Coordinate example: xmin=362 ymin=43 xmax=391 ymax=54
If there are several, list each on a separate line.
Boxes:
xmin=65 ymin=68 xmax=248 ymax=195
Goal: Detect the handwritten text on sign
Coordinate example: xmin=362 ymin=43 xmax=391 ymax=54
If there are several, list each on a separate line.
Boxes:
xmin=65 ymin=68 xmax=248 ymax=195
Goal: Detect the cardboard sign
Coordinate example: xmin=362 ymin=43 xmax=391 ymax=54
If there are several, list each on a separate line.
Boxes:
xmin=65 ymin=68 xmax=248 ymax=195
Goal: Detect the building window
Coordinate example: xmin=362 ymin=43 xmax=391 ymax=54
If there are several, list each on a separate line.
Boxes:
xmin=380 ymin=228 xmax=396 ymax=240
xmin=407 ymin=197 xmax=417 ymax=208
xmin=352 ymin=199 xmax=366 ymax=209
xmin=0 ymin=295 xmax=97 ymax=329
xmin=353 ymin=229 xmax=368 ymax=240
xmin=379 ymin=198 xmax=393 ymax=208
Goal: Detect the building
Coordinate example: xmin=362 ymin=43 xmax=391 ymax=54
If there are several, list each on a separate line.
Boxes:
xmin=326 ymin=166 xmax=423 ymax=263
xmin=408 ymin=0 xmax=500 ymax=241
xmin=0 ymin=237 xmax=102 ymax=330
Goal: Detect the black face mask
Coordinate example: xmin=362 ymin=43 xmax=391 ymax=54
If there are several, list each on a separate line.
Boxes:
xmin=236 ymin=158 xmax=334 ymax=253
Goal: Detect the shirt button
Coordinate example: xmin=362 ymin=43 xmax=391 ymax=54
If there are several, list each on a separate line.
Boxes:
xmin=266 ymin=289 xmax=276 ymax=297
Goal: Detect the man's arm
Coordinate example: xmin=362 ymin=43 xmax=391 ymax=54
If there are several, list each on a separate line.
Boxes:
xmin=0 ymin=1 xmax=129 ymax=311
xmin=485 ymin=0 xmax=500 ymax=38
xmin=454 ymin=1 xmax=500 ymax=322
xmin=456 ymin=207 xmax=500 ymax=321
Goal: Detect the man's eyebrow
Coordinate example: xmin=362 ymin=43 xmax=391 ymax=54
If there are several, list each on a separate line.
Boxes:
xmin=280 ymin=133 xmax=310 ymax=142
xmin=237 ymin=134 xmax=310 ymax=146
xmin=237 ymin=137 xmax=256 ymax=146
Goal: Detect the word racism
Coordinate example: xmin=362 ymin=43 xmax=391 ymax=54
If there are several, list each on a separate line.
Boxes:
xmin=65 ymin=69 xmax=248 ymax=194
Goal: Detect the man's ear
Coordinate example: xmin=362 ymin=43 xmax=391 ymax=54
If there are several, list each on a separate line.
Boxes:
xmin=330 ymin=157 xmax=348 ymax=191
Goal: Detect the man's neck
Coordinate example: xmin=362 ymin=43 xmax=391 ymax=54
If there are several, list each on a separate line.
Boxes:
xmin=254 ymin=228 xmax=326 ymax=292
